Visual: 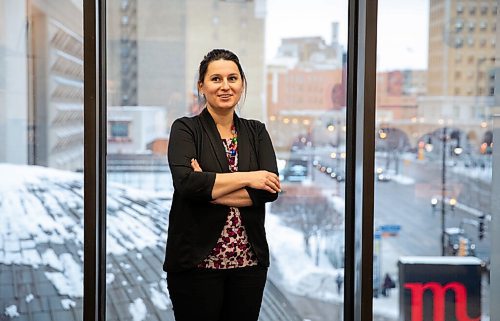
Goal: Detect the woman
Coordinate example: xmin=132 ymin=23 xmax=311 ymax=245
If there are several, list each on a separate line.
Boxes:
xmin=164 ymin=49 xmax=281 ymax=321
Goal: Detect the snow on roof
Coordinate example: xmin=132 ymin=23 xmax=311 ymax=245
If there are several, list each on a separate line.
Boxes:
xmin=445 ymin=227 xmax=464 ymax=234
xmin=0 ymin=163 xmax=303 ymax=321
xmin=0 ymin=163 xmax=172 ymax=320
xmin=398 ymin=256 xmax=483 ymax=265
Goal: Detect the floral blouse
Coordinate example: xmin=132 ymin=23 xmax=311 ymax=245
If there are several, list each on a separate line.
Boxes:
xmin=198 ymin=132 xmax=258 ymax=269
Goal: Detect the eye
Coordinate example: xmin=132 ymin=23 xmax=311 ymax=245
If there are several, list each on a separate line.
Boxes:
xmin=229 ymin=76 xmax=239 ymax=82
xmin=211 ymin=76 xmax=221 ymax=82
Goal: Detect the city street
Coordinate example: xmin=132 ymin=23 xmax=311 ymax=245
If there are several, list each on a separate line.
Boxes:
xmin=278 ymin=150 xmax=492 ymax=320
xmin=306 ymin=152 xmax=492 ymax=268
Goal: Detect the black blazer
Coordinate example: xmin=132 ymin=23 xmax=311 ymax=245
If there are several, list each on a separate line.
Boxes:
xmin=163 ymin=108 xmax=279 ymax=272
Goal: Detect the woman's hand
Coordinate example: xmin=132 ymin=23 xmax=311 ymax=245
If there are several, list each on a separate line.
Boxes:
xmin=191 ymin=158 xmax=202 ymax=172
xmin=246 ymin=170 xmax=281 ymax=194
xmin=192 ymin=158 xmax=280 ymax=198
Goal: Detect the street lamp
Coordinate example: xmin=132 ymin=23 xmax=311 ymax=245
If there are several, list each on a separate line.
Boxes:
xmin=426 ymin=126 xmax=462 ymax=255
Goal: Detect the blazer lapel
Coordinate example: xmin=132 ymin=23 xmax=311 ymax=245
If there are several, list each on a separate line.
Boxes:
xmin=199 ymin=108 xmax=230 ymax=173
xmin=234 ymin=113 xmax=250 ymax=172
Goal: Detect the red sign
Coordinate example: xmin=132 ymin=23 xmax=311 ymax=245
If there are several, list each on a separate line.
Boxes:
xmin=404 ymin=282 xmax=480 ymax=321
xmin=399 ymin=257 xmax=482 ymax=321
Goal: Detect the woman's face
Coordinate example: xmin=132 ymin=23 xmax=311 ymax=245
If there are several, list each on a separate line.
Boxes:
xmin=199 ymin=59 xmax=244 ymax=112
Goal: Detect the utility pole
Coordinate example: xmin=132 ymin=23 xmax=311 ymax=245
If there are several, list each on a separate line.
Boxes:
xmin=441 ymin=127 xmax=447 ymax=256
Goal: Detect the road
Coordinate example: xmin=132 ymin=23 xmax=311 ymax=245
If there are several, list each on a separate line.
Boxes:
xmin=277 ymin=151 xmax=492 ymax=320
xmin=308 ymin=153 xmax=491 ymax=267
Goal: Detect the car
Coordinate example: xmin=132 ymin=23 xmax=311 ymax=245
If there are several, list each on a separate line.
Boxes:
xmin=444 ymin=227 xmax=476 ymax=257
xmin=335 ymin=171 xmax=345 ymax=182
xmin=377 ymin=173 xmax=391 ymax=182
xmin=283 ymin=164 xmax=308 ymax=182
xmin=376 ymin=167 xmax=391 ymax=182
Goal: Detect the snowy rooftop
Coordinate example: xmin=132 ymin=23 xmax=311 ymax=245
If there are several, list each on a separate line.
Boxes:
xmin=0 ymin=164 xmax=302 ymax=321
xmin=398 ymin=256 xmax=483 ymax=265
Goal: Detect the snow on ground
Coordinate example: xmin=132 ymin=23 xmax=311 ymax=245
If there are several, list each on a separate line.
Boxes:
xmin=390 ymin=174 xmax=415 ymax=185
xmin=452 ymin=165 xmax=492 ymax=183
xmin=266 ymin=213 xmax=342 ymax=298
xmin=266 ymin=211 xmax=400 ymax=318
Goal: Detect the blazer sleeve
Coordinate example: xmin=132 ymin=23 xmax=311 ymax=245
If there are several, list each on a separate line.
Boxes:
xmin=168 ymin=118 xmax=215 ymax=202
xmin=245 ymin=122 xmax=279 ymax=207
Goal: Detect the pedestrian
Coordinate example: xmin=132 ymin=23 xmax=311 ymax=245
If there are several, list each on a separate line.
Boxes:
xmin=382 ymin=273 xmax=394 ymax=297
xmin=164 ymin=48 xmax=281 ymax=321
xmin=336 ymin=273 xmax=343 ymax=294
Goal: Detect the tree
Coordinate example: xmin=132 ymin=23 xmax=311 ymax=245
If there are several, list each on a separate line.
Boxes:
xmin=271 ymin=184 xmax=341 ymax=265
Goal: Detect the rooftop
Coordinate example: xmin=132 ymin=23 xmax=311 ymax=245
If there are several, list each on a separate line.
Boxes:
xmin=0 ymin=164 xmax=301 ymax=321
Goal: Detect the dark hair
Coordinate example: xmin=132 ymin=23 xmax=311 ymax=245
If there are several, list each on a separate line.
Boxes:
xmin=197 ymin=49 xmax=247 ymax=105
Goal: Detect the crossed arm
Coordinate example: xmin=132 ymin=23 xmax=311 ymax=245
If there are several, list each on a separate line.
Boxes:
xmin=190 ymin=159 xmax=281 ymax=207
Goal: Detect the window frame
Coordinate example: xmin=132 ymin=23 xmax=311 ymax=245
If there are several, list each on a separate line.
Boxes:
xmin=82 ymin=0 xmax=378 ymax=320
xmin=343 ymin=0 xmax=377 ymax=319
xmin=83 ymin=0 xmax=107 ymax=320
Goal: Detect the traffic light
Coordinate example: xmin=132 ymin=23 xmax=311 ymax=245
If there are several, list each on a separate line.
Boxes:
xmin=478 ymin=215 xmax=485 ymax=240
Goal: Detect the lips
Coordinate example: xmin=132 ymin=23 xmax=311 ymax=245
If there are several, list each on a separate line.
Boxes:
xmin=218 ymin=94 xmax=232 ymax=99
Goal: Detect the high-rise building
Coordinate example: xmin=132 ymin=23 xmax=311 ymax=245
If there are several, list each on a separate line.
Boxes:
xmin=185 ymin=0 xmax=266 ymax=121
xmin=0 ymin=0 xmax=84 ymax=170
xmin=107 ymin=0 xmax=267 ymax=122
xmin=424 ymin=0 xmax=498 ymax=122
xmin=107 ymin=0 xmax=186 ymax=121
xmin=428 ymin=0 xmax=497 ymax=97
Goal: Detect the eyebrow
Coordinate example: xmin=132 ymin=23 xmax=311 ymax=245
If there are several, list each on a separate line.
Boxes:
xmin=209 ymin=73 xmax=239 ymax=77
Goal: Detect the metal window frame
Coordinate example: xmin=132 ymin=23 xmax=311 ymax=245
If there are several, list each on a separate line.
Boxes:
xmin=82 ymin=0 xmax=378 ymax=320
xmin=83 ymin=0 xmax=107 ymax=320
xmin=344 ymin=0 xmax=378 ymax=320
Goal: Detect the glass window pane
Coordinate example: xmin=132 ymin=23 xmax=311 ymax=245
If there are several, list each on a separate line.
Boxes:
xmin=374 ymin=0 xmax=496 ymax=319
xmin=0 ymin=0 xmax=84 ymax=319
xmin=105 ymin=0 xmax=347 ymax=320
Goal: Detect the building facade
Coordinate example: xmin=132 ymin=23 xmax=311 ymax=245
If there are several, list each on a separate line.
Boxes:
xmin=0 ymin=0 xmax=84 ymax=170
xmin=265 ymin=33 xmax=346 ymax=150
xmin=107 ymin=0 xmax=267 ymax=123
xmin=423 ymin=0 xmax=498 ymax=124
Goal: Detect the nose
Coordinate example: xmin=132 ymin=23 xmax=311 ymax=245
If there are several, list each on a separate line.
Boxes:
xmin=221 ymin=78 xmax=230 ymax=89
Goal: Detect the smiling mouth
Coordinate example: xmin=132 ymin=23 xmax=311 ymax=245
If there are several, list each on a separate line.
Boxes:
xmin=219 ymin=94 xmax=232 ymax=99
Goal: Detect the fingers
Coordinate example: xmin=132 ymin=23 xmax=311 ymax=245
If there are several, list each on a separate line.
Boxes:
xmin=261 ymin=171 xmax=281 ymax=193
xmin=267 ymin=174 xmax=281 ymax=193
xmin=191 ymin=158 xmax=203 ymax=172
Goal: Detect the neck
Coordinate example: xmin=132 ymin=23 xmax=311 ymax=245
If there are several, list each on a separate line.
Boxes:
xmin=206 ymin=105 xmax=234 ymax=128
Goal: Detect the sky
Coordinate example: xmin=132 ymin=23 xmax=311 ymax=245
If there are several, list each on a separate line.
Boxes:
xmin=266 ymin=0 xmax=430 ymax=71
